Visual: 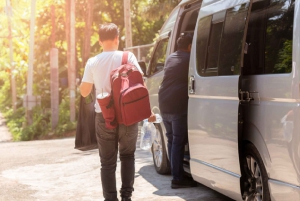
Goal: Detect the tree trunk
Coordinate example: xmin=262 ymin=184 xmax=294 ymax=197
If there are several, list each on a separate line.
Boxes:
xmin=83 ymin=0 xmax=94 ymax=67
xmin=65 ymin=0 xmax=70 ymax=74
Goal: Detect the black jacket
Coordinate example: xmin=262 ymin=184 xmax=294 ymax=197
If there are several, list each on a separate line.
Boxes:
xmin=158 ymin=50 xmax=190 ymax=114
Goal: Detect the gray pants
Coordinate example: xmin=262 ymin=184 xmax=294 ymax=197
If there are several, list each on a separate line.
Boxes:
xmin=95 ymin=113 xmax=138 ymax=201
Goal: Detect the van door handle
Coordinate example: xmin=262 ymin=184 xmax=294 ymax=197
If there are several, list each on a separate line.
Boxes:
xmin=239 ymin=90 xmax=254 ymax=103
xmin=189 ymin=75 xmax=195 ymax=94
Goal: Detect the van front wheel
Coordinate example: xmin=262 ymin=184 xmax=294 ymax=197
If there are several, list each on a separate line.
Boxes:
xmin=151 ymin=124 xmax=170 ymax=174
xmin=242 ymin=143 xmax=271 ymax=201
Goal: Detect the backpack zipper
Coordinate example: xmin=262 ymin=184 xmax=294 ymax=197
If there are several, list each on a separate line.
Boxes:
xmin=123 ymin=94 xmax=148 ymax=105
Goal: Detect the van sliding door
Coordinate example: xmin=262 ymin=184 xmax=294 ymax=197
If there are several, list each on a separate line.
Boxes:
xmin=188 ymin=2 xmax=250 ymax=200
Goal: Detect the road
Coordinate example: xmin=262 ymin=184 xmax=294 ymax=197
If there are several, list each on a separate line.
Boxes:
xmin=0 ymin=122 xmax=233 ymax=201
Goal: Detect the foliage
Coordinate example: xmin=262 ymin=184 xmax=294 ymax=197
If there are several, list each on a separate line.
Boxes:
xmin=20 ymin=106 xmax=51 ymax=141
xmin=0 ymin=0 xmax=179 ymax=141
xmin=274 ymin=40 xmax=293 ymax=73
xmin=54 ymin=89 xmax=78 ymax=135
xmin=3 ymin=107 xmax=26 ymax=141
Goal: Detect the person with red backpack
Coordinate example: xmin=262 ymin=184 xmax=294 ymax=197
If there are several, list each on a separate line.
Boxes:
xmin=80 ymin=23 xmax=154 ymax=201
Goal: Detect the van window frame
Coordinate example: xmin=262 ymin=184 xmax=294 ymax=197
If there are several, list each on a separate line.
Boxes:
xmin=242 ymin=0 xmax=295 ymax=75
xmin=174 ymin=1 xmax=202 ymax=52
xmin=196 ymin=3 xmax=251 ymax=77
xmin=147 ymin=37 xmax=169 ymax=77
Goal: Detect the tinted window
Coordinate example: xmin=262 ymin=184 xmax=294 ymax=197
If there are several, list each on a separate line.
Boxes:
xmin=243 ymin=0 xmax=295 ymax=75
xmin=148 ymin=38 xmax=169 ymax=76
xmin=196 ymin=16 xmax=212 ymax=75
xmin=206 ymin=21 xmax=223 ymax=76
xmin=196 ymin=4 xmax=249 ymax=76
xmin=219 ymin=4 xmax=249 ymax=75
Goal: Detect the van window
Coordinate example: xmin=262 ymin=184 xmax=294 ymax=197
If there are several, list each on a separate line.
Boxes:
xmin=206 ymin=21 xmax=224 ymax=76
xmin=243 ymin=0 xmax=295 ymax=75
xmin=196 ymin=16 xmax=212 ymax=75
xmin=196 ymin=4 xmax=249 ymax=76
xmin=148 ymin=38 xmax=169 ymax=76
xmin=219 ymin=4 xmax=249 ymax=75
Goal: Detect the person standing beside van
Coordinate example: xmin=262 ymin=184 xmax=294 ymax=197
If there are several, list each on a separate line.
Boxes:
xmin=80 ymin=23 xmax=153 ymax=201
xmin=158 ymin=33 xmax=197 ymax=189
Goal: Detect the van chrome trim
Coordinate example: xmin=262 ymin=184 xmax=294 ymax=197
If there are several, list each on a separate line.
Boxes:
xmin=190 ymin=94 xmax=300 ymax=103
xmin=189 ymin=95 xmax=239 ymax=101
xmin=269 ymin=179 xmax=300 ymax=189
xmin=190 ymin=158 xmax=241 ymax=178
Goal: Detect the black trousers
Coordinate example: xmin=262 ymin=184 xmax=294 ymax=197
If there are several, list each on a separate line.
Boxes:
xmin=95 ymin=113 xmax=138 ymax=201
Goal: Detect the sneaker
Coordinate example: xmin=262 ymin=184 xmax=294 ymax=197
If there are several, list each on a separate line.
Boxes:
xmin=171 ymin=179 xmax=198 ymax=189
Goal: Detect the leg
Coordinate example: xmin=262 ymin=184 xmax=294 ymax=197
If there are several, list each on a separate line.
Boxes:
xmin=95 ymin=113 xmax=119 ymax=201
xmin=118 ymin=123 xmax=138 ymax=199
xmin=170 ymin=114 xmax=188 ymax=181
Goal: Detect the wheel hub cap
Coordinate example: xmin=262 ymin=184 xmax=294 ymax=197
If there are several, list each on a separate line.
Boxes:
xmin=153 ymin=128 xmax=163 ymax=168
xmin=244 ymin=156 xmax=263 ymax=201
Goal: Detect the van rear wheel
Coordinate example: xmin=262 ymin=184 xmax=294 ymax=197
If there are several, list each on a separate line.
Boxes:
xmin=242 ymin=143 xmax=271 ymax=201
xmin=151 ymin=124 xmax=170 ymax=174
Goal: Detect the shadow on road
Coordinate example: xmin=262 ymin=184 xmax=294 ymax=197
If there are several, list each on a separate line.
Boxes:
xmin=138 ymin=164 xmax=234 ymax=201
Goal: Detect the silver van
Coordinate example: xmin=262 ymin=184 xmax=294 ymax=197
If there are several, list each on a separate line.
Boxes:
xmin=140 ymin=0 xmax=300 ymax=200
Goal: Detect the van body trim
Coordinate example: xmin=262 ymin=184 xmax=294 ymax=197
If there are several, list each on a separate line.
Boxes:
xmin=190 ymin=158 xmax=241 ymax=178
xmin=189 ymin=95 xmax=239 ymax=101
xmin=269 ymin=179 xmax=300 ymax=189
xmin=189 ymin=95 xmax=300 ymax=103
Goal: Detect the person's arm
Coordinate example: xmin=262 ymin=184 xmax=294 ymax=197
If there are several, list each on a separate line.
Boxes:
xmin=80 ymin=58 xmax=94 ymax=97
xmin=80 ymin=82 xmax=93 ymax=97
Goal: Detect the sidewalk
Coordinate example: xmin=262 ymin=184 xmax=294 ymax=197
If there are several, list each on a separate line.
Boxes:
xmin=0 ymin=113 xmax=12 ymax=142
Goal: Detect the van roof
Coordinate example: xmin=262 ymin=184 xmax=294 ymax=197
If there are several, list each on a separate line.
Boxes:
xmin=179 ymin=0 xmax=195 ymax=6
xmin=179 ymin=0 xmax=220 ymax=7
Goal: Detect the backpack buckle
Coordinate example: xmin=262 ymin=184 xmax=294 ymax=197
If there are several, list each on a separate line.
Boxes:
xmin=121 ymin=72 xmax=128 ymax=77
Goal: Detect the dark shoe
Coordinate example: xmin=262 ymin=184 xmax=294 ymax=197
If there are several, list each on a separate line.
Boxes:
xmin=121 ymin=198 xmax=132 ymax=201
xmin=120 ymin=188 xmax=133 ymax=201
xmin=171 ymin=179 xmax=198 ymax=189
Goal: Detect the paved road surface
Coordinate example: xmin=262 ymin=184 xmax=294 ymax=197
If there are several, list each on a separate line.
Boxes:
xmin=0 ymin=121 xmax=233 ymax=201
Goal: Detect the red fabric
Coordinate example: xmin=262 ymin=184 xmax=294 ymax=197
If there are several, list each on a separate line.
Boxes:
xmin=97 ymin=94 xmax=117 ymax=129
xmin=110 ymin=52 xmax=151 ymax=126
xmin=121 ymin=51 xmax=128 ymax=65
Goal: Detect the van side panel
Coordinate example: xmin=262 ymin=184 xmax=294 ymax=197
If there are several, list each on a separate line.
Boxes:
xmin=241 ymin=0 xmax=300 ymax=188
xmin=188 ymin=0 xmax=250 ymax=200
xmin=268 ymin=2 xmax=300 ymax=200
xmin=269 ymin=180 xmax=300 ymax=201
xmin=190 ymin=160 xmax=243 ymax=201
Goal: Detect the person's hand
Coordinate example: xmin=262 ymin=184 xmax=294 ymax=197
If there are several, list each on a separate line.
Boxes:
xmin=148 ymin=113 xmax=156 ymax=122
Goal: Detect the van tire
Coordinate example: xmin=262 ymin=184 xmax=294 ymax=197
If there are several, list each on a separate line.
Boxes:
xmin=241 ymin=143 xmax=271 ymax=201
xmin=151 ymin=124 xmax=171 ymax=174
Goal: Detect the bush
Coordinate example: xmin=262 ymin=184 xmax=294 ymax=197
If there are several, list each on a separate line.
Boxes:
xmin=54 ymin=92 xmax=78 ymax=135
xmin=2 ymin=89 xmax=79 ymax=141
xmin=4 ymin=107 xmax=26 ymax=141
xmin=21 ymin=106 xmax=51 ymax=141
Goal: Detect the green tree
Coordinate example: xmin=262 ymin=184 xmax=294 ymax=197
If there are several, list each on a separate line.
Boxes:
xmin=0 ymin=0 xmax=180 ymax=140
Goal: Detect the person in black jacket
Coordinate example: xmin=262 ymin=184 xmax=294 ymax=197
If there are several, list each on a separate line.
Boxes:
xmin=158 ymin=33 xmax=197 ymax=189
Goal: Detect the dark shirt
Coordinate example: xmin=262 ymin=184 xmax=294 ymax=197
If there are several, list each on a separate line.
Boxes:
xmin=158 ymin=50 xmax=190 ymax=114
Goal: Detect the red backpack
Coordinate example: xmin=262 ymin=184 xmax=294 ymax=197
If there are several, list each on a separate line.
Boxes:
xmin=110 ymin=52 xmax=151 ymax=126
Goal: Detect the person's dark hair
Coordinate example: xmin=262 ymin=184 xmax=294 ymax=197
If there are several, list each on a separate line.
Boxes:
xmin=98 ymin=23 xmax=120 ymax=41
xmin=177 ymin=33 xmax=193 ymax=50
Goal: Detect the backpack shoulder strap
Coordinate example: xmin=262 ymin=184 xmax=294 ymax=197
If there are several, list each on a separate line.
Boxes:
xmin=122 ymin=51 xmax=129 ymax=65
